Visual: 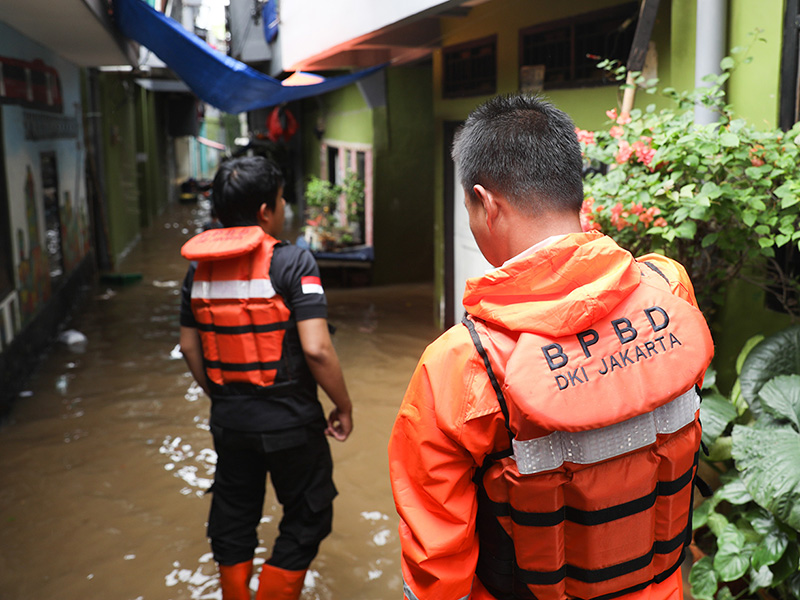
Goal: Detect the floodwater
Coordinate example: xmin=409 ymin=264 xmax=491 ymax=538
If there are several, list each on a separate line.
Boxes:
xmin=0 ymin=200 xmax=440 ymax=599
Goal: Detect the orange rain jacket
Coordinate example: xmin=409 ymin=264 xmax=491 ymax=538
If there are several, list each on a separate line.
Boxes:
xmin=181 ymin=226 xmax=294 ymax=391
xmin=389 ymin=232 xmax=714 ymax=600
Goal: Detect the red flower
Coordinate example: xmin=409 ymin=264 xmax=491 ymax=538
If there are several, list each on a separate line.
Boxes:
xmin=606 ymin=108 xmax=618 ymax=121
xmin=616 ymin=112 xmax=632 ymax=125
xmin=632 ymin=140 xmax=656 ymax=166
xmin=609 ymin=125 xmax=624 ymax=139
xmin=639 ymin=206 xmax=661 ymax=226
xmin=749 ymin=144 xmax=765 ymax=167
xmin=576 ymin=128 xmax=596 ymax=145
xmin=615 ymin=140 xmax=633 ymax=164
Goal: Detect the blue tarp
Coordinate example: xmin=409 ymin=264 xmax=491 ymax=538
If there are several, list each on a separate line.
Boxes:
xmin=263 ymin=0 xmax=279 ymax=44
xmin=112 ymin=0 xmax=386 ymax=114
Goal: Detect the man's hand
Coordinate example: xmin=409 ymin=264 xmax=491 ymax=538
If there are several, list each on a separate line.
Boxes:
xmin=325 ymin=407 xmax=353 ymax=441
xmin=297 ymin=318 xmax=353 ymax=442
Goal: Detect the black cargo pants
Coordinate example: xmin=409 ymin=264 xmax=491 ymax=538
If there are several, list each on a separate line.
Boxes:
xmin=207 ymin=423 xmax=337 ymax=569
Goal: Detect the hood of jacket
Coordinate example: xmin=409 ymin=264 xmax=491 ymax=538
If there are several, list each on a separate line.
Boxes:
xmin=462 ymin=232 xmax=643 ymax=337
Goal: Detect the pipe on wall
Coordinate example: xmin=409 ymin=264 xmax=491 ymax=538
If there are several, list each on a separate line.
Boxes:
xmin=694 ymin=0 xmax=728 ymax=125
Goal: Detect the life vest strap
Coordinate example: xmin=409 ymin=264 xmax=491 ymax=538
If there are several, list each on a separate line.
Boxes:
xmin=514 ymin=523 xmax=688 ymax=587
xmin=512 ymin=388 xmax=699 ymax=475
xmin=463 ymin=313 xmax=514 ymax=446
xmin=204 ymin=358 xmax=283 ymax=372
xmin=482 ymin=457 xmax=695 ymax=527
xmin=640 ymin=260 xmax=669 ymax=283
xmin=196 ymin=320 xmax=294 ymax=334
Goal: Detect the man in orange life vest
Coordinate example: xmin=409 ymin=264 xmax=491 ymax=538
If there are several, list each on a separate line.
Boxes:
xmin=389 ymin=95 xmax=714 ymax=600
xmin=179 ymin=156 xmax=353 ymax=600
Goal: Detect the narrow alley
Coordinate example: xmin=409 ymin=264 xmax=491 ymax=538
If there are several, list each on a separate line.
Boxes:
xmin=0 ymin=200 xmax=439 ymax=600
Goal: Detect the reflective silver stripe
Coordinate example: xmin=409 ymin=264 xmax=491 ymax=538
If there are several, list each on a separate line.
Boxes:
xmin=512 ymin=388 xmax=700 ymax=475
xmin=191 ymin=278 xmax=276 ymax=299
xmin=403 ymin=579 xmax=470 ymax=600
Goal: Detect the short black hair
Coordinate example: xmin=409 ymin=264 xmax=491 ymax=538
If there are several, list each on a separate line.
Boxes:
xmin=451 ymin=94 xmax=583 ymax=215
xmin=211 ymin=156 xmax=285 ymax=227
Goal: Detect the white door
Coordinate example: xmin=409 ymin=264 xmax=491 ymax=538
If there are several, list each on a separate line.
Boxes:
xmin=452 ymin=169 xmax=491 ymax=321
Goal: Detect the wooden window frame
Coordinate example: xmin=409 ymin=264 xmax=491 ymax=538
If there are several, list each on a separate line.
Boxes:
xmin=442 ymin=35 xmax=497 ymax=99
xmin=518 ymin=3 xmax=639 ymax=90
xmin=319 ymin=140 xmax=374 ymax=246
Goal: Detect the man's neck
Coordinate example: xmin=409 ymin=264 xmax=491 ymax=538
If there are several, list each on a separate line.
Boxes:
xmin=501 ymin=210 xmax=583 ymax=262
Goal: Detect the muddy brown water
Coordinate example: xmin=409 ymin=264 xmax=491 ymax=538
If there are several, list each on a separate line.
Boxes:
xmin=0 ymin=201 xmax=440 ymax=599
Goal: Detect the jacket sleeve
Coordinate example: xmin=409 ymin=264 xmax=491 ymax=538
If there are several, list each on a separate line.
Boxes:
xmin=389 ymin=350 xmax=480 ymax=600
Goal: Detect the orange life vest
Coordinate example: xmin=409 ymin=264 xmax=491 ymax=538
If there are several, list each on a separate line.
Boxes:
xmin=466 ymin=263 xmax=713 ymax=600
xmin=181 ymin=226 xmax=296 ymax=394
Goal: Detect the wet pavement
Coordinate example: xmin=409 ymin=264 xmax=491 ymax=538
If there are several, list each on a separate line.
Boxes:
xmin=0 ymin=200 xmax=439 ymax=599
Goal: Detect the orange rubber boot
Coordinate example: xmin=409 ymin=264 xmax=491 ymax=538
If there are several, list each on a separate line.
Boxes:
xmin=255 ymin=563 xmax=306 ymax=600
xmin=219 ymin=560 xmax=253 ymax=600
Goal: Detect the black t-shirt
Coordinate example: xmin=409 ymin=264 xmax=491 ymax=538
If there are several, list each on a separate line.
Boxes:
xmin=181 ymin=242 xmax=328 ymax=432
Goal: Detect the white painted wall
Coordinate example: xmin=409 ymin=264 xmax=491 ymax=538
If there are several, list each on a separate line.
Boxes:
xmin=278 ymin=0 xmax=454 ymax=69
xmin=452 ymin=165 xmax=491 ymax=320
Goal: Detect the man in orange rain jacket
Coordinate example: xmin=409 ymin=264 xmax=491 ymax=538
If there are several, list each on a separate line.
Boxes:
xmin=389 ymin=95 xmax=714 ymax=600
xmin=180 ymin=156 xmax=353 ymax=600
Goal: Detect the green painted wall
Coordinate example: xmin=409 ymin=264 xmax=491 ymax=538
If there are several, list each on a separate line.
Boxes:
xmin=98 ymin=73 xmax=140 ymax=267
xmin=301 ymin=84 xmax=373 ymax=181
xmin=669 ymin=0 xmax=697 ymax=101
xmin=136 ymin=87 xmax=170 ymax=228
xmin=727 ymin=0 xmax=784 ymax=128
xmin=320 ymin=84 xmax=374 ymax=144
xmin=372 ymin=66 xmax=435 ymax=284
xmin=221 ymin=113 xmax=241 ymax=152
xmin=300 ymin=67 xmax=434 ymax=284
xmin=666 ymin=0 xmax=783 ymax=128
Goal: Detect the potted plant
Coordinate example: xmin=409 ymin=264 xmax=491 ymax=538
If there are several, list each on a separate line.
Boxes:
xmin=302 ymin=171 xmax=366 ymax=250
xmin=303 ymin=175 xmax=339 ymax=251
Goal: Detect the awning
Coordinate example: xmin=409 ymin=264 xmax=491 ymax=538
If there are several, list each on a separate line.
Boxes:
xmin=112 ymin=0 xmax=387 ymax=115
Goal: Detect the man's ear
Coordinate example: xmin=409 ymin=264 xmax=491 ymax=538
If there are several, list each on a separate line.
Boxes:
xmin=472 ymin=184 xmax=501 ymax=231
xmin=257 ymin=202 xmax=273 ymax=227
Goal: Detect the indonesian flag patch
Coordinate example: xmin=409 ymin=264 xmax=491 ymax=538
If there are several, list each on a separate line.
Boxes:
xmin=301 ymin=276 xmax=324 ymax=295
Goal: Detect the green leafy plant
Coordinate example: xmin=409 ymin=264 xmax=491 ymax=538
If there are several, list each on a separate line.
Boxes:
xmin=690 ymin=325 xmax=800 ymax=599
xmin=303 ymin=172 xmax=365 ymax=249
xmin=341 ymin=170 xmax=365 ymax=226
xmin=579 ymin=38 xmax=800 ymax=319
xmin=304 ymin=175 xmax=338 ymax=214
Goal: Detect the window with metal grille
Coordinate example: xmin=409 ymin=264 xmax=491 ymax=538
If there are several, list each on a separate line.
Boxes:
xmin=442 ymin=36 xmax=497 ymax=98
xmin=321 ymin=142 xmax=373 ymax=247
xmin=520 ymin=3 xmax=639 ymax=89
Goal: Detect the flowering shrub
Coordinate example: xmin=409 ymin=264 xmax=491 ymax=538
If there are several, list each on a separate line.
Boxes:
xmin=579 ymin=54 xmax=800 ymax=318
